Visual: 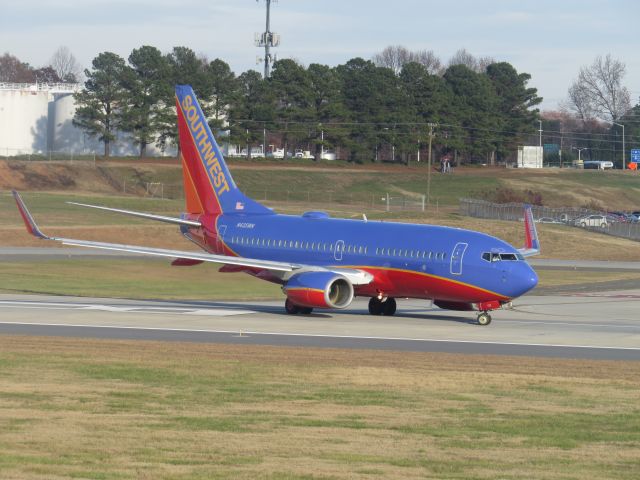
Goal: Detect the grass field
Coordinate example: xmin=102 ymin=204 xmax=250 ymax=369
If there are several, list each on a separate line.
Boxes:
xmin=5 ymin=158 xmax=640 ymax=210
xmin=4 ymin=191 xmax=640 ymax=261
xmin=0 ymin=337 xmax=638 ymax=479
xmin=2 ymin=258 xmax=640 ymax=300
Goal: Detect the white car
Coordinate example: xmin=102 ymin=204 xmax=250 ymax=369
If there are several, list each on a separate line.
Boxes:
xmin=575 ymin=215 xmax=608 ymax=228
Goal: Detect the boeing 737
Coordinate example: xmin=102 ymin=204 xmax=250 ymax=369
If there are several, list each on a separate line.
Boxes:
xmin=13 ymin=85 xmax=540 ymax=325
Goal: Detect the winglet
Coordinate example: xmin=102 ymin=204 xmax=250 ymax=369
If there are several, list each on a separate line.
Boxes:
xmin=519 ymin=204 xmax=540 ymax=257
xmin=12 ymin=191 xmax=50 ymax=240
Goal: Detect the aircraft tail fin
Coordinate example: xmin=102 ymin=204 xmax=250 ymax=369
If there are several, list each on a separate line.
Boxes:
xmin=175 ymin=85 xmax=272 ymax=216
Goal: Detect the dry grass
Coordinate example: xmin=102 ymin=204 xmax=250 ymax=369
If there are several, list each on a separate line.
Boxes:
xmin=0 ymin=337 xmax=639 ymax=479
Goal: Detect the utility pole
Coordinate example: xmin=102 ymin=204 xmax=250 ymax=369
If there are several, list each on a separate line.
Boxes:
xmin=255 ymin=0 xmax=280 ymax=78
xmin=538 ymin=119 xmax=543 ymax=167
xmin=538 ymin=120 xmax=542 ymax=148
xmin=427 ymin=123 xmax=436 ymax=206
xmin=613 ymin=122 xmax=626 ymax=170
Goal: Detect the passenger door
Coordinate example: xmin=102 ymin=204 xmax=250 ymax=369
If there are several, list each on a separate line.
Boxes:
xmin=334 ymin=240 xmax=345 ymax=261
xmin=450 ymin=242 xmax=468 ymax=275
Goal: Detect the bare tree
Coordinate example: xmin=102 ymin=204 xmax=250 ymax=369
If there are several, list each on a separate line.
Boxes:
xmin=50 ymin=46 xmax=81 ymax=82
xmin=448 ymin=48 xmax=478 ymax=71
xmin=411 ymin=49 xmax=442 ymax=75
xmin=0 ymin=53 xmax=34 ymax=82
xmin=565 ymin=54 xmax=630 ymax=122
xmin=477 ymin=56 xmax=496 ymax=72
xmin=373 ymin=45 xmax=442 ymax=75
xmin=447 ymin=49 xmax=494 ymax=73
xmin=563 ymin=81 xmax=596 ymax=123
xmin=373 ymin=45 xmax=411 ymax=74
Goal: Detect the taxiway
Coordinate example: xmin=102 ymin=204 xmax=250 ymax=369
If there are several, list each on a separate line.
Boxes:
xmin=0 ymin=292 xmax=638 ymax=360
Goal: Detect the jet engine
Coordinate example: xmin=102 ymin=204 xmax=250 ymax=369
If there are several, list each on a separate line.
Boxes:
xmin=283 ymin=271 xmax=354 ymax=309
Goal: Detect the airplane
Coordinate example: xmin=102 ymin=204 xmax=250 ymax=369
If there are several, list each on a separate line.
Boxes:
xmin=13 ymin=84 xmax=540 ymax=326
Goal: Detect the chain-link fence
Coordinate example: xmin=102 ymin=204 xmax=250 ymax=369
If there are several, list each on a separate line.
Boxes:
xmin=143 ymin=183 xmax=428 ymax=211
xmin=1 ymin=149 xmax=96 ymax=163
xmin=460 ymin=198 xmax=640 ymax=242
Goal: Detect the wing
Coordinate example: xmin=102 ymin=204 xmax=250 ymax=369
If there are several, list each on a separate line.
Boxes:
xmin=12 ymin=191 xmax=373 ymax=285
xmin=518 ymin=204 xmax=541 ymax=258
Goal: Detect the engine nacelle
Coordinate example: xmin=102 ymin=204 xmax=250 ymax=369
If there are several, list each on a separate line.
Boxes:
xmin=283 ymin=271 xmax=354 ymax=309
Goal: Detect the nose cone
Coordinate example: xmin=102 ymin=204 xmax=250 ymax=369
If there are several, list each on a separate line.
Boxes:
xmin=511 ymin=264 xmax=538 ymax=297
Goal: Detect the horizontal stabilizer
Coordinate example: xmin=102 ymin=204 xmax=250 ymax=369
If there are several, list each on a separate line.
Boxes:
xmin=67 ymin=202 xmax=201 ymax=227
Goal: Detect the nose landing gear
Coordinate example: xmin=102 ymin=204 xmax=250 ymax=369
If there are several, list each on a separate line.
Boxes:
xmin=477 ymin=311 xmax=492 ymax=326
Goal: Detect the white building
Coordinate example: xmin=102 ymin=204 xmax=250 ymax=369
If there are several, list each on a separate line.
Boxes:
xmin=0 ymin=83 xmax=175 ymax=157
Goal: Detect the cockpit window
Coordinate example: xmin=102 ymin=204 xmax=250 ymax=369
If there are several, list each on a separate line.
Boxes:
xmin=483 ymin=252 xmax=523 ymax=262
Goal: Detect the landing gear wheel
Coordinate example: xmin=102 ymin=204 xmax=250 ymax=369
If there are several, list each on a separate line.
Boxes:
xmin=368 ymin=297 xmax=383 ymax=315
xmin=300 ymin=307 xmax=313 ymax=315
xmin=285 ymin=299 xmax=300 ymax=315
xmin=382 ymin=297 xmax=397 ymax=316
xmin=477 ymin=312 xmax=492 ymax=326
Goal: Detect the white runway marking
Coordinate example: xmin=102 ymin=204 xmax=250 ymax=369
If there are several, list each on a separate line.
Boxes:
xmin=0 ymin=321 xmax=639 ymax=352
xmin=0 ymin=300 xmax=255 ymax=317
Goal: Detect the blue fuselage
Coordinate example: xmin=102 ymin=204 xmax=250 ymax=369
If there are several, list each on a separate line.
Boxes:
xmin=187 ymin=211 xmax=538 ymax=305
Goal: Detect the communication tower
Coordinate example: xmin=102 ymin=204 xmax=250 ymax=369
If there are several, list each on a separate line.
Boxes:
xmin=255 ymin=0 xmax=280 ymax=78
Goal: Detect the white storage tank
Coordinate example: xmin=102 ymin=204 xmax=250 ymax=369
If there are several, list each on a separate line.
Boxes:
xmin=0 ymin=86 xmax=51 ymax=155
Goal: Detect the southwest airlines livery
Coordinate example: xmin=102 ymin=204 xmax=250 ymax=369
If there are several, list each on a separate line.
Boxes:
xmin=13 ymin=85 xmax=540 ymax=325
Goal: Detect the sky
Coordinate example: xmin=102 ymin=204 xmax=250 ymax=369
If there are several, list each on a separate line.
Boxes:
xmin=1 ymin=0 xmax=639 ymax=111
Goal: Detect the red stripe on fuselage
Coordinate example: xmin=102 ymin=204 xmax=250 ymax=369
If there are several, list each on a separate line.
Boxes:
xmin=350 ymin=266 xmax=509 ymax=303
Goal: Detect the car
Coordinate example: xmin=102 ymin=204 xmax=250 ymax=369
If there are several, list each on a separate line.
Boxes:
xmin=535 ymin=217 xmax=561 ymax=224
xmin=575 ymin=214 xmax=608 ymax=228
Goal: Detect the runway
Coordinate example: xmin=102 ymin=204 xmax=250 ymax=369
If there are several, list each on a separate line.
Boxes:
xmin=1 ymin=293 xmax=639 ymax=360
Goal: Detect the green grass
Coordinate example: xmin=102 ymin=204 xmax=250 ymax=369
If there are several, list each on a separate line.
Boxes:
xmin=0 ymin=191 xmax=183 ymax=227
xmin=0 ymin=338 xmax=639 ymax=479
xmin=2 ymin=258 xmax=639 ymax=300
xmin=0 ymin=259 xmax=283 ymax=300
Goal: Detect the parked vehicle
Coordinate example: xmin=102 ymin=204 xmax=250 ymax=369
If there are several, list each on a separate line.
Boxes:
xmin=535 ymin=217 xmax=561 ymax=224
xmin=575 ymin=215 xmax=608 ymax=228
xmin=294 ymin=149 xmax=314 ymax=159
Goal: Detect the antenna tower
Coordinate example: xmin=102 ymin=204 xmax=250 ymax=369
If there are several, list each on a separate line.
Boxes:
xmin=255 ymin=0 xmax=280 ymax=78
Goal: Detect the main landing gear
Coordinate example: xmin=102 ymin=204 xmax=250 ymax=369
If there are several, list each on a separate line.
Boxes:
xmin=284 ymin=299 xmax=313 ymax=315
xmin=477 ymin=311 xmax=492 ymax=326
xmin=368 ymin=297 xmax=396 ymax=316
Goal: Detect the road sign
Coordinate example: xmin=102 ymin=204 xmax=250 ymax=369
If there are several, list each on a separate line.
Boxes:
xmin=631 ymin=149 xmax=640 ymax=164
